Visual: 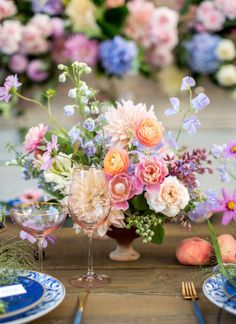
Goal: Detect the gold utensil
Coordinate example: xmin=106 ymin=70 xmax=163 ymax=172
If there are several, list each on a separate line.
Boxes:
xmin=182 ymin=281 xmax=205 ymax=324
xmin=73 ymin=290 xmax=89 ymax=324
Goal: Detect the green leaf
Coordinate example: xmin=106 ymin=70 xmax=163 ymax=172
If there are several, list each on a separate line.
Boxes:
xmin=151 ymin=224 xmax=164 ymax=245
xmin=92 ymin=0 xmax=105 ymax=6
xmin=207 ymin=219 xmax=236 ymax=288
xmin=131 ymin=194 xmax=149 ymax=211
xmin=104 ymin=7 xmax=129 ymax=29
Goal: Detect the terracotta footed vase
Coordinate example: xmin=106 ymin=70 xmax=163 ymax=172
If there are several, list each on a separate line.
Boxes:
xmin=107 ymin=226 xmax=140 ymax=262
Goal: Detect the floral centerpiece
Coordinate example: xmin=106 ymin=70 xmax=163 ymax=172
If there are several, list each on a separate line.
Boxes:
xmin=4 ymin=61 xmax=213 ymax=260
xmin=177 ymin=0 xmax=236 ymax=95
xmin=0 ymin=0 xmax=179 ymax=116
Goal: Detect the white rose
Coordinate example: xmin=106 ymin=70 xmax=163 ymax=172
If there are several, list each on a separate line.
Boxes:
xmin=216 ymin=39 xmax=236 ymax=61
xmin=145 ymin=176 xmax=190 ymax=217
xmin=217 ymin=64 xmax=236 ymax=86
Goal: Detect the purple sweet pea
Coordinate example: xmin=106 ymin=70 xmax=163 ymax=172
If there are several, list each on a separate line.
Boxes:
xmin=216 ymin=164 xmax=230 ymax=182
xmin=191 ymin=93 xmax=210 ymax=111
xmin=165 ymin=97 xmax=180 ymax=116
xmin=41 ymin=135 xmax=59 ymax=170
xmin=183 ymin=115 xmax=201 ymax=135
xmin=211 ymin=144 xmax=226 ymax=158
xmin=181 ymin=76 xmax=196 ymax=91
xmin=224 ymin=141 xmax=236 ymax=158
xmin=166 ymin=131 xmax=179 ymax=149
xmin=0 ymin=75 xmax=21 ymax=102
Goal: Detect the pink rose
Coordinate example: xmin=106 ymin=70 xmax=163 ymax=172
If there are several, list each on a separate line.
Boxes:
xmin=135 ymin=156 xmax=168 ymax=192
xmin=21 ymin=25 xmax=48 ymax=54
xmin=196 ymin=1 xmax=225 ymax=32
xmin=0 ymin=0 xmax=16 ymax=21
xmin=9 ymin=54 xmax=28 ymax=73
xmin=30 ymin=14 xmax=52 ymax=37
xmin=151 ymin=7 xmax=179 ymax=31
xmin=109 ymin=173 xmax=143 ymax=210
xmin=215 ymin=0 xmax=236 ymax=19
xmin=147 ymin=46 xmax=173 ymax=67
xmin=0 ymin=20 xmax=22 ymax=54
xmin=24 ymin=124 xmax=48 ymax=153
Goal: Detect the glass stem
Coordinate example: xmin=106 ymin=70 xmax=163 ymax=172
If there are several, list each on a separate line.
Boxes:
xmin=38 ymin=237 xmax=44 ymax=272
xmin=87 ymin=232 xmax=94 ymax=276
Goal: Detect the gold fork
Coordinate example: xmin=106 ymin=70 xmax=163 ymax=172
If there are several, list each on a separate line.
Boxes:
xmin=182 ymin=281 xmax=205 ymax=324
xmin=73 ymin=290 xmax=89 ymax=324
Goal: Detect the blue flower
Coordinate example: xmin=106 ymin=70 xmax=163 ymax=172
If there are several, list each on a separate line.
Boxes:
xmin=165 ymin=97 xmax=180 ymax=116
xmin=191 ymin=93 xmax=210 ymax=111
xmin=68 ymin=127 xmax=82 ymax=145
xmin=183 ymin=115 xmax=201 ymax=135
xmin=64 ymin=105 xmax=75 ymax=117
xmin=185 ymin=33 xmax=221 ymax=73
xmin=31 ymin=0 xmax=63 ymax=15
xmin=166 ymin=131 xmax=179 ymax=149
xmin=99 ymin=36 xmax=138 ymax=76
xmin=83 ymin=141 xmax=96 ymax=157
xmin=83 ymin=118 xmax=95 ymax=132
xmin=181 ymin=76 xmax=196 ymax=91
xmin=216 ymin=164 xmax=230 ymax=182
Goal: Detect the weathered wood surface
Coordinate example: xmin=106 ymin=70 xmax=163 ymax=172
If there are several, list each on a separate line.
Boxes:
xmin=2 ymin=223 xmax=236 ymax=323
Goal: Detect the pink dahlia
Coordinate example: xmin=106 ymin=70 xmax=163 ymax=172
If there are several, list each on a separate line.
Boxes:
xmin=109 ymin=173 xmax=143 ymax=210
xmin=135 ymin=156 xmax=168 ymax=193
xmin=24 ymin=124 xmax=48 ymax=153
xmin=104 ymin=100 xmax=157 ymax=148
xmin=63 ymin=34 xmax=99 ymax=67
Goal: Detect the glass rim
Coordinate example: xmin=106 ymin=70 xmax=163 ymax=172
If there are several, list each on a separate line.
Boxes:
xmin=10 ymin=202 xmax=68 ymax=216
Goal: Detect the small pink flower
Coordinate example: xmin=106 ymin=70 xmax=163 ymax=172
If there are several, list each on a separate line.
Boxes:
xmin=109 ymin=173 xmax=143 ymax=210
xmin=135 ymin=156 xmax=168 ymax=192
xmin=63 ymin=34 xmax=99 ymax=67
xmin=24 ymin=124 xmax=48 ymax=153
xmin=105 ymin=0 xmax=125 ymax=8
xmin=0 ymin=0 xmax=16 ymax=21
xmin=30 ymin=14 xmax=52 ymax=37
xmin=0 ymin=20 xmax=22 ymax=54
xmin=196 ymin=1 xmax=225 ymax=32
xmin=215 ymin=0 xmax=236 ymax=20
xmin=41 ymin=135 xmax=59 ymax=170
xmin=51 ymin=17 xmax=65 ymax=38
xmin=21 ymin=25 xmax=48 ymax=55
xmin=9 ymin=54 xmax=28 ymax=73
xmin=19 ymin=188 xmax=42 ymax=203
xmin=27 ymin=60 xmax=48 ymax=82
xmin=147 ymin=46 xmax=173 ymax=67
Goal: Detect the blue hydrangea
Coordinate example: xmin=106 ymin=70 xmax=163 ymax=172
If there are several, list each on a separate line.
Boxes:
xmin=31 ymin=0 xmax=63 ymax=15
xmin=99 ymin=36 xmax=138 ymax=76
xmin=185 ymin=33 xmax=221 ymax=73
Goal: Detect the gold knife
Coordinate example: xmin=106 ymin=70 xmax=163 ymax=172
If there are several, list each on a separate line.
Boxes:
xmin=73 ymin=290 xmax=89 ymax=324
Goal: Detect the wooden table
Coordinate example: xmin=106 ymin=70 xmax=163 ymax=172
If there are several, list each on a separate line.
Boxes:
xmin=3 ymin=223 xmax=236 ymax=323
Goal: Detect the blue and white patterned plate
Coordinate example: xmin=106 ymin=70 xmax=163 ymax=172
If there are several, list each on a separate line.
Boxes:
xmin=203 ymin=273 xmax=236 ymax=315
xmin=0 ymin=270 xmax=65 ymax=324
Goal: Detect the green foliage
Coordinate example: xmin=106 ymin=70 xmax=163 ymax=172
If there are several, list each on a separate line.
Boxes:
xmin=97 ymin=6 xmax=129 ymax=37
xmin=92 ymin=0 xmax=106 ymax=6
xmin=151 ymin=224 xmax=164 ymax=245
xmin=0 ymin=300 xmax=6 ymax=314
xmin=131 ymin=194 xmax=149 ymax=211
xmin=180 ymin=0 xmax=203 ymax=15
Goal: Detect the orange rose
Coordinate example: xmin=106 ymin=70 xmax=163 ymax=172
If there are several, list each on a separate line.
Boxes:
xmin=135 ymin=118 xmax=163 ymax=147
xmin=104 ymin=148 xmax=129 ymax=176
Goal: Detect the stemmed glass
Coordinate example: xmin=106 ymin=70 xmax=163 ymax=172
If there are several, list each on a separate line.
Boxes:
xmin=68 ymin=166 xmax=111 ymax=288
xmin=11 ymin=202 xmax=67 ymax=272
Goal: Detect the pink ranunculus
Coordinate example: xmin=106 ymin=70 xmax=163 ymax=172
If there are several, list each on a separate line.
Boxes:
xmin=105 ymin=0 xmax=125 ymax=8
xmin=196 ymin=1 xmax=225 ymax=32
xmin=21 ymin=25 xmax=48 ymax=55
xmin=109 ymin=173 xmax=143 ymax=210
xmin=27 ymin=60 xmax=48 ymax=82
xmin=135 ymin=156 xmax=168 ymax=193
xmin=9 ymin=54 xmax=28 ymax=73
xmin=19 ymin=188 xmax=42 ymax=203
xmin=125 ymin=0 xmax=154 ymax=48
xmin=0 ymin=20 xmax=22 ymax=54
xmin=30 ymin=14 xmax=52 ymax=37
xmin=51 ymin=17 xmax=65 ymax=38
xmin=0 ymin=0 xmax=16 ymax=20
xmin=24 ymin=124 xmax=48 ymax=153
xmin=63 ymin=34 xmax=99 ymax=67
xmin=215 ymin=0 xmax=236 ymax=20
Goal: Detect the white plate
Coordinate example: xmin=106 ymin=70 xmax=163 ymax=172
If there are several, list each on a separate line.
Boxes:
xmin=203 ymin=273 xmax=236 ymax=316
xmin=0 ymin=270 xmax=65 ymax=324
